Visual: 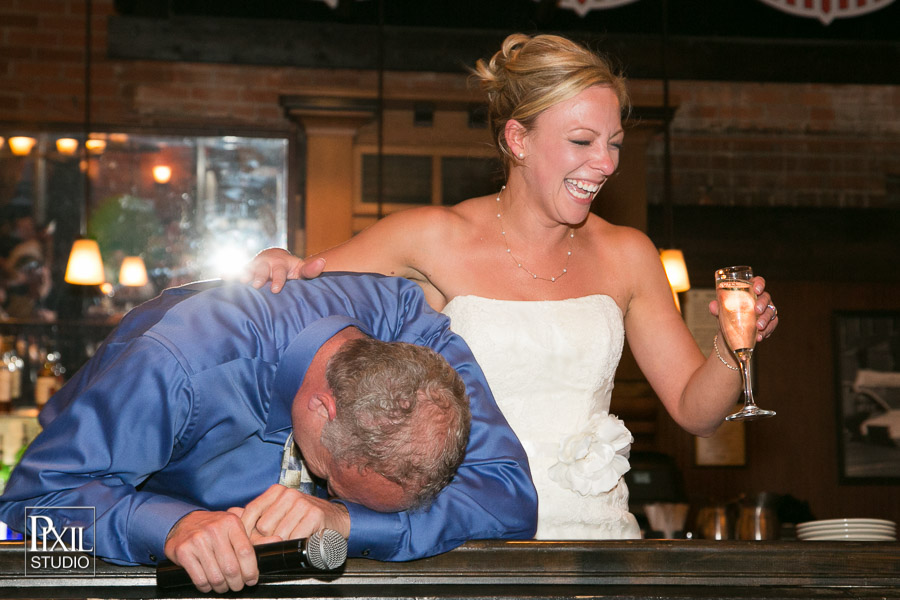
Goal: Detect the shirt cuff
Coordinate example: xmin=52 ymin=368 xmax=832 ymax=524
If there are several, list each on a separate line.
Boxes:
xmin=339 ymin=500 xmax=404 ymax=560
xmin=130 ymin=494 xmax=205 ymax=564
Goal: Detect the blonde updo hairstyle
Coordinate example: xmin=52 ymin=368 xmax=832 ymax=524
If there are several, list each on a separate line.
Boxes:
xmin=472 ymin=33 xmax=631 ymax=175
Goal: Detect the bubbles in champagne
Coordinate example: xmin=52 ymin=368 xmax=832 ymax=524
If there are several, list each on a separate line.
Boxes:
xmin=722 ymin=287 xmax=754 ymax=313
xmin=717 ymin=281 xmax=757 ymax=351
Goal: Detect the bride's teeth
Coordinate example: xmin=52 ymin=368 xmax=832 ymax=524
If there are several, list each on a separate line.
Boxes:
xmin=566 ymin=179 xmax=599 ymax=194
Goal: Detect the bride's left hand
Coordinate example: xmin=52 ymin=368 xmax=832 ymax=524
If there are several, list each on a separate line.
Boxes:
xmin=708 ymin=276 xmax=779 ymax=343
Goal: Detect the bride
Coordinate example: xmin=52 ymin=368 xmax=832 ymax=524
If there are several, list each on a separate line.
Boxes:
xmin=245 ymin=33 xmax=779 ymax=539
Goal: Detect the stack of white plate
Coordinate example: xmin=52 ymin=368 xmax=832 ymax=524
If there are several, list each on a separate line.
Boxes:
xmin=796 ymin=518 xmax=897 ymax=541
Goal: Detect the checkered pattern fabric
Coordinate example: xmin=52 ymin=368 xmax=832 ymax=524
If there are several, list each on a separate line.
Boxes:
xmin=278 ymin=434 xmax=319 ymax=496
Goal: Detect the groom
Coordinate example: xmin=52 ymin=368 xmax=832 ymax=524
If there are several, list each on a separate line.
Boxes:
xmin=0 ymin=273 xmax=537 ymax=593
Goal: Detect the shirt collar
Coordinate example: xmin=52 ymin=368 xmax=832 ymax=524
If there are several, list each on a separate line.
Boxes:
xmin=267 ymin=316 xmax=372 ymax=436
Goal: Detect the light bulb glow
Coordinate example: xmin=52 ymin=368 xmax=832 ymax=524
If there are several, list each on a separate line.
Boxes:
xmin=56 ymin=138 xmax=79 ymax=155
xmin=660 ymin=249 xmax=691 ymax=292
xmin=152 ymin=165 xmax=172 ymax=184
xmin=64 ymin=239 xmax=105 ymax=285
xmin=208 ymin=243 xmax=252 ymax=279
xmin=9 ymin=136 xmax=37 ymax=156
xmin=85 ymin=139 xmax=106 ymax=154
xmin=119 ymin=256 xmax=149 ymax=287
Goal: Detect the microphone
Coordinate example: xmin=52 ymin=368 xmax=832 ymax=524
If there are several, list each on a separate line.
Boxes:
xmin=156 ymin=529 xmax=348 ymax=589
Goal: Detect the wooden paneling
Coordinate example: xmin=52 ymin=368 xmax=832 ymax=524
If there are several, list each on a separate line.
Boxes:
xmin=648 ymin=206 xmax=900 ymax=284
xmin=106 ymin=16 xmax=900 ymax=85
xmin=654 ymin=280 xmax=900 ymax=527
xmin=2 ymin=539 xmax=898 ymax=598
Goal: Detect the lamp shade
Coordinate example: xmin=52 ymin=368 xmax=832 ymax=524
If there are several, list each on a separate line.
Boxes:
xmin=56 ymin=138 xmax=79 ymax=155
xmin=85 ymin=138 xmax=106 ymax=154
xmin=660 ymin=249 xmax=691 ymax=292
xmin=64 ymin=239 xmax=105 ymax=285
xmin=9 ymin=136 xmax=37 ymax=156
xmin=119 ymin=256 xmax=148 ymax=287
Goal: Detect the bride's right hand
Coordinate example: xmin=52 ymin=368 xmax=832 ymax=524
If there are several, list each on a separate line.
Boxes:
xmin=242 ymin=247 xmax=326 ymax=293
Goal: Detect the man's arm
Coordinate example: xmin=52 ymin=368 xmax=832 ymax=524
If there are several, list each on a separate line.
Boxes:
xmin=0 ymin=337 xmax=203 ymax=565
xmin=332 ymin=277 xmax=538 ymax=560
xmin=235 ymin=484 xmax=350 ymax=541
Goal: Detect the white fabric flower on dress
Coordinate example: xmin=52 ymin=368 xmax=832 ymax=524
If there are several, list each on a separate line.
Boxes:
xmin=547 ymin=412 xmax=632 ymax=496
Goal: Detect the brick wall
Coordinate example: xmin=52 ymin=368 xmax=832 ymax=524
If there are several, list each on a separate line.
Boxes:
xmin=631 ymin=80 xmax=900 ymax=208
xmin=5 ymin=1 xmax=899 ymax=211
xmin=2 ymin=0 xmax=311 ymax=132
xmin=5 ymin=0 xmax=899 ymax=215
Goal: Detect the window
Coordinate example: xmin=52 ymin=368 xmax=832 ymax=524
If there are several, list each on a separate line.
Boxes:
xmin=355 ymin=146 xmax=501 ymax=221
xmin=0 ymin=131 xmax=289 ymax=321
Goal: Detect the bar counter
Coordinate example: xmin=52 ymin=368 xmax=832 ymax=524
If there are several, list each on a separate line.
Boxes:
xmin=2 ymin=539 xmax=898 ymax=599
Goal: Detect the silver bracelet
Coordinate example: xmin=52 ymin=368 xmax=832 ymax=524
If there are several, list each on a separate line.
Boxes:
xmin=714 ymin=334 xmax=740 ymax=371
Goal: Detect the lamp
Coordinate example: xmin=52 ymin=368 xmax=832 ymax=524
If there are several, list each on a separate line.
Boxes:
xmin=118 ymin=256 xmax=148 ymax=287
xmin=658 ymin=0 xmax=690 ymax=312
xmin=64 ymin=239 xmax=105 ymax=285
xmin=9 ymin=136 xmax=37 ymax=156
xmin=85 ymin=138 xmax=106 ymax=154
xmin=56 ymin=138 xmax=79 ymax=155
xmin=660 ymin=248 xmax=690 ymax=312
xmin=152 ymin=165 xmax=172 ymax=184
xmin=64 ymin=0 xmax=105 ymax=289
xmin=660 ymin=249 xmax=690 ymax=292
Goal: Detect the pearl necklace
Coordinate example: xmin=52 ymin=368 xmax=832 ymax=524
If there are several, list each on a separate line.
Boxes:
xmin=496 ymin=186 xmax=574 ymax=282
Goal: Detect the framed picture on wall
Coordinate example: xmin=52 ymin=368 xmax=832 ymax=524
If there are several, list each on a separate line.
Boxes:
xmin=684 ymin=289 xmax=748 ymax=467
xmin=834 ymin=311 xmax=900 ymax=483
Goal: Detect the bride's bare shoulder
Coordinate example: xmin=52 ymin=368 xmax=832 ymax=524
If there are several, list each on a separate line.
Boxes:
xmin=388 ymin=196 xmax=484 ymax=223
xmin=586 ymin=217 xmax=661 ymax=264
xmin=388 ymin=196 xmax=491 ymax=234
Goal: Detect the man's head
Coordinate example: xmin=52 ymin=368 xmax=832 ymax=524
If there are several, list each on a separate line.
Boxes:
xmin=294 ymin=335 xmax=471 ymax=513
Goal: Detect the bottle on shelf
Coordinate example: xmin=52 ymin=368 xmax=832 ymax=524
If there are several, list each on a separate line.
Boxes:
xmin=0 ymin=338 xmax=12 ymax=415
xmin=34 ymin=345 xmax=65 ymax=412
xmin=6 ymin=336 xmax=23 ymax=407
xmin=25 ymin=334 xmax=42 ymax=403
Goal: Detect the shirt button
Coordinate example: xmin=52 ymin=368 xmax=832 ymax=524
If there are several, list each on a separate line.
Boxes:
xmin=361 ymin=549 xmax=370 ymax=557
xmin=149 ymin=554 xmax=157 ymax=562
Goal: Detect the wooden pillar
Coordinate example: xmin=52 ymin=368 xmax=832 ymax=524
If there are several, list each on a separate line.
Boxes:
xmin=281 ymin=96 xmax=376 ymax=257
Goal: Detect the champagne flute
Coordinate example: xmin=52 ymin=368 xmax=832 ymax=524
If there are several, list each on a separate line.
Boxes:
xmin=715 ymin=266 xmax=776 ymax=421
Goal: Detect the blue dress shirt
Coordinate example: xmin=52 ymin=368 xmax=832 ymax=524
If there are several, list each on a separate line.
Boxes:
xmin=0 ymin=274 xmax=536 ymax=565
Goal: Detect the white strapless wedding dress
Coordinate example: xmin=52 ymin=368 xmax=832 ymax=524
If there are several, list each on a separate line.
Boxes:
xmin=442 ymin=295 xmax=641 ymax=540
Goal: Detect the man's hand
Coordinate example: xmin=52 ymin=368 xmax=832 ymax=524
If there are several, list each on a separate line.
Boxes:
xmin=233 ymin=484 xmax=351 ymax=541
xmin=163 ymin=510 xmax=260 ymax=593
xmin=241 ymin=248 xmax=325 ymax=293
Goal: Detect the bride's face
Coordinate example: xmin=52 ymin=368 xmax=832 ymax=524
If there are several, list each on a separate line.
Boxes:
xmin=522 ymin=85 xmax=624 ymax=226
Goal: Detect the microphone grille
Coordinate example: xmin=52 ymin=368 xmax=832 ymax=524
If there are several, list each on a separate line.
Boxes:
xmin=307 ymin=529 xmax=348 ymax=570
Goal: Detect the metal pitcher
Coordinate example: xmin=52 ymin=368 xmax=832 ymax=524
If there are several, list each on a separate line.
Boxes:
xmin=736 ymin=493 xmax=780 ymax=540
xmin=695 ymin=503 xmax=735 ymax=540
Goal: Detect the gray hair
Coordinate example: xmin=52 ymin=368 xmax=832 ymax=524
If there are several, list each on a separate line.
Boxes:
xmin=321 ymin=337 xmax=471 ymax=510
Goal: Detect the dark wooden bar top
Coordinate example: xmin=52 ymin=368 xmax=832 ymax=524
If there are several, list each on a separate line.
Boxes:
xmin=1 ymin=539 xmax=898 ymax=599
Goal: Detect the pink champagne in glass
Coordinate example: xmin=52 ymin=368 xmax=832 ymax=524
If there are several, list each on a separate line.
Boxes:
xmin=715 ymin=266 xmax=775 ymax=421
